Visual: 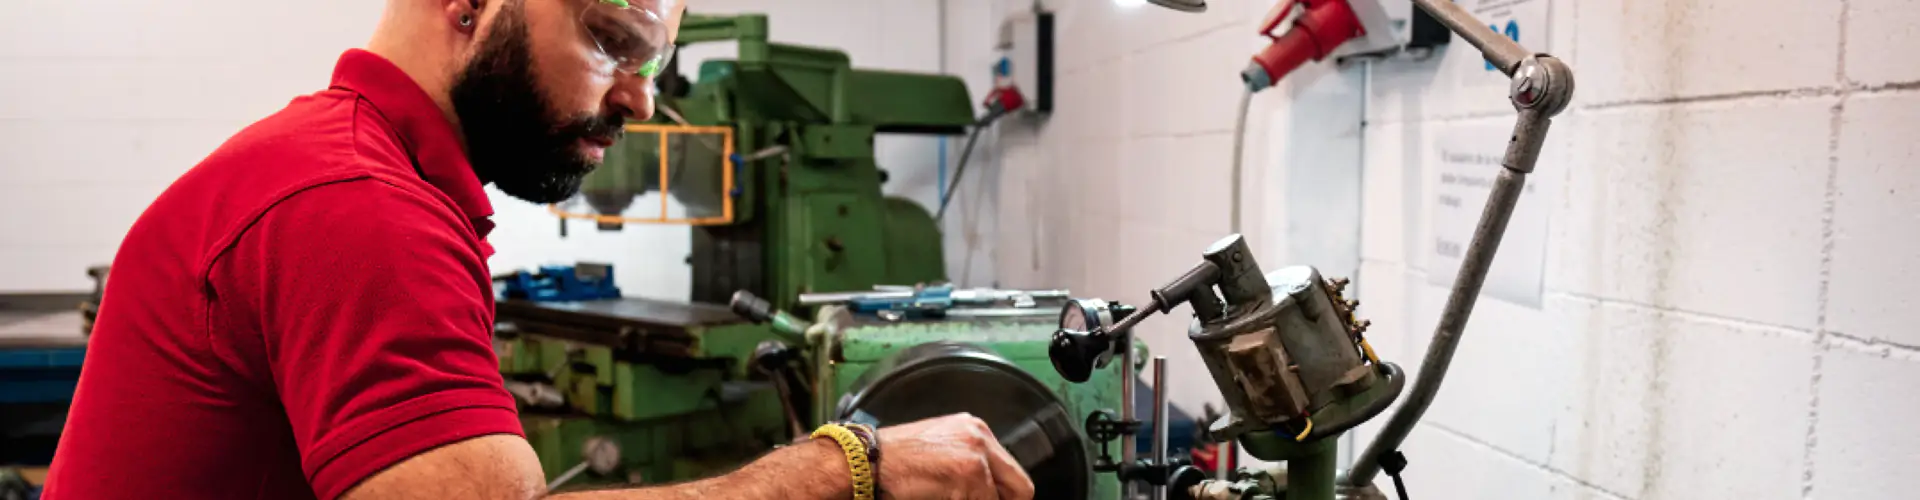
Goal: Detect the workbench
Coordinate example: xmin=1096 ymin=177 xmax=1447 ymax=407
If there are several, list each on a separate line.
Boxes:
xmin=0 ymin=308 xmax=87 ymax=467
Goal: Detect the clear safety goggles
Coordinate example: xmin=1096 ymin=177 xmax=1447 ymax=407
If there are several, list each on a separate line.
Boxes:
xmin=581 ymin=0 xmax=680 ymax=78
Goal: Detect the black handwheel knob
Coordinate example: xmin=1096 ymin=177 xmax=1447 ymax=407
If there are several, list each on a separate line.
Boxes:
xmin=1050 ymin=327 xmax=1112 ymax=383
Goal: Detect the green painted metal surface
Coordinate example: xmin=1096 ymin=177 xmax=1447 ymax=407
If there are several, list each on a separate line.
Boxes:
xmin=502 ymin=321 xmax=793 ymax=489
xmin=507 ymin=13 xmax=1125 ymax=498
xmin=880 ymin=197 xmax=947 ymax=285
xmin=649 ymin=13 xmax=973 ymax=310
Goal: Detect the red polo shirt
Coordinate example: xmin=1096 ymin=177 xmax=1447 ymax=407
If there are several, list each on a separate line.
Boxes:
xmin=45 ymin=50 xmax=523 ymax=500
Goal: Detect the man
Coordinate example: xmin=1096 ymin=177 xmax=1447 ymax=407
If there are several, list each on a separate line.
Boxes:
xmin=45 ymin=0 xmax=1034 ymax=499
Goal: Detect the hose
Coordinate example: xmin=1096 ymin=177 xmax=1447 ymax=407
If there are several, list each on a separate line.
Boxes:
xmin=1229 ymin=89 xmax=1253 ymax=234
xmin=935 ymin=113 xmax=997 ymax=221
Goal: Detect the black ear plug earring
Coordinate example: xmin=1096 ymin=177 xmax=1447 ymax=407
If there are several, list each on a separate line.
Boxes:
xmin=459 ymin=14 xmax=474 ymax=27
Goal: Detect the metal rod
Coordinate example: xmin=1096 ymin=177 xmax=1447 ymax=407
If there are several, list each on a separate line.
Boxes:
xmin=796 ymin=288 xmax=1070 ymax=306
xmin=1229 ymin=89 xmax=1253 ymax=234
xmin=1108 ymin=296 xmax=1161 ymax=337
xmin=1410 ymin=0 xmax=1530 ymax=74
xmin=1121 ymin=330 xmax=1138 ymax=468
xmin=547 ymin=461 xmax=592 ymax=491
xmin=1152 ymin=356 xmax=1170 ymax=500
xmin=814 ymin=327 xmax=836 ymax=427
xmin=1345 ymin=151 xmax=1535 ymax=486
xmin=1216 ymin=441 xmax=1233 ymax=480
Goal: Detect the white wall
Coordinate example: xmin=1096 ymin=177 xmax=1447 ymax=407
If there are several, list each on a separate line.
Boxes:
xmin=0 ymin=0 xmax=951 ymax=300
xmin=955 ymin=0 xmax=1920 ymax=497
xmin=0 ymin=0 xmax=386 ymax=291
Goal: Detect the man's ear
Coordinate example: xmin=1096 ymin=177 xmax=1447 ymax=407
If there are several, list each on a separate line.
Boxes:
xmin=665 ymin=2 xmax=685 ymax=41
xmin=445 ymin=0 xmax=479 ymax=34
xmin=443 ymin=0 xmax=474 ymax=33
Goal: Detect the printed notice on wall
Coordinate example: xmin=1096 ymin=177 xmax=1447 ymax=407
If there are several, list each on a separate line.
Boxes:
xmin=1427 ymin=125 xmax=1553 ymax=308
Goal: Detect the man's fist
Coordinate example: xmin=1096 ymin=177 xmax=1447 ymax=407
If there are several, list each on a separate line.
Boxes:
xmin=874 ymin=414 xmax=1035 ymax=500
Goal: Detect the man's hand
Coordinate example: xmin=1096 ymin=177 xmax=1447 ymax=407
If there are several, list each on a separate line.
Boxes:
xmin=875 ymin=414 xmax=1035 ymax=500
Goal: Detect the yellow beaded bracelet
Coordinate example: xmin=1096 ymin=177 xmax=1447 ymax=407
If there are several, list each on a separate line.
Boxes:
xmin=812 ymin=424 xmax=875 ymax=500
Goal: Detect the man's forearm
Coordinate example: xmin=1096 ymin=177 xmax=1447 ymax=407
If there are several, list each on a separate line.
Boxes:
xmin=549 ymin=438 xmax=853 ymax=500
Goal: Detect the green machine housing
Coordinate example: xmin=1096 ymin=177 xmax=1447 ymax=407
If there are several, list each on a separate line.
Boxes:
xmin=496 ymin=13 xmax=1126 ymax=498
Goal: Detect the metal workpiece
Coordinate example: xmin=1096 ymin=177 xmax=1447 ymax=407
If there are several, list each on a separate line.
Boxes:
xmin=1203 ymin=235 xmax=1274 ymax=313
xmin=1191 ymin=265 xmax=1381 ymax=443
xmin=1153 ymin=356 xmax=1171 ymax=500
xmin=1411 ymin=0 xmax=1530 ymax=74
xmin=1345 ymin=167 xmax=1532 ymax=487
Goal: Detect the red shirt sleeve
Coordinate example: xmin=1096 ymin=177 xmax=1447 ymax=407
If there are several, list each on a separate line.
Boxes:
xmin=209 ymin=177 xmax=523 ymax=500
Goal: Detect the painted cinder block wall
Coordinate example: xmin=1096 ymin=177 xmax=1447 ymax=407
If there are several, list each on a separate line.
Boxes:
xmin=947 ymin=0 xmax=1920 ymax=498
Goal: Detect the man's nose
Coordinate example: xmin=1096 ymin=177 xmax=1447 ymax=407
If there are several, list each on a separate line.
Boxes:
xmin=605 ymin=73 xmax=656 ymax=121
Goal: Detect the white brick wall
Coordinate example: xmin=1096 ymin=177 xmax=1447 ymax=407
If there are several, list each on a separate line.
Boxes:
xmin=1845 ymin=0 xmax=1920 ymax=86
xmin=1576 ymin=1 xmax=1842 ymax=104
xmin=0 ymin=0 xmax=950 ymax=297
xmin=1556 ymin=99 xmax=1833 ymax=330
xmin=957 ymin=0 xmax=1920 ymax=498
xmin=1828 ymin=92 xmax=1920 ymax=347
xmin=0 ymin=0 xmax=384 ymax=291
xmin=1813 ymin=345 xmax=1920 ymax=498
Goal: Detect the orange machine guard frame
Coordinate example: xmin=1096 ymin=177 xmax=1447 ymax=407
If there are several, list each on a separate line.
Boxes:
xmin=547 ymin=123 xmax=736 ymax=226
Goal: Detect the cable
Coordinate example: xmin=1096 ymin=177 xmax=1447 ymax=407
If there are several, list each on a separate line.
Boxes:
xmin=1229 ymin=89 xmax=1253 ymax=234
xmin=1380 ymin=450 xmax=1410 ymax=500
xmin=935 ymin=113 xmax=995 ymax=221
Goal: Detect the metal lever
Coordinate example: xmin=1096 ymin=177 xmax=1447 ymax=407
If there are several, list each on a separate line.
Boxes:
xmin=1342 ymin=0 xmax=1575 ymax=489
xmin=728 ymin=291 xmax=810 ymax=344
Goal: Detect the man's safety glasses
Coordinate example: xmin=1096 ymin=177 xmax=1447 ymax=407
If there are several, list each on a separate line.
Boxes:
xmin=581 ymin=0 xmax=678 ymax=79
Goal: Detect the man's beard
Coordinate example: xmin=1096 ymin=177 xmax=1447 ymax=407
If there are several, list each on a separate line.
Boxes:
xmin=450 ymin=6 xmax=625 ymax=204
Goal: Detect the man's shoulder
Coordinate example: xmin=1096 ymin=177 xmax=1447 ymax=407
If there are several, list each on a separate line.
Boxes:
xmin=128 ymin=89 xmax=460 ymax=264
xmin=192 ymin=88 xmax=421 ymax=189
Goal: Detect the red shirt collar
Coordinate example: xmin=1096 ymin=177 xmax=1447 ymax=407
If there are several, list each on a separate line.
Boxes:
xmin=329 ymin=49 xmax=496 ymax=239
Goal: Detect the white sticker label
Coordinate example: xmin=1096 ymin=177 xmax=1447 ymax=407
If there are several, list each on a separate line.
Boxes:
xmin=1427 ymin=124 xmax=1553 ymax=308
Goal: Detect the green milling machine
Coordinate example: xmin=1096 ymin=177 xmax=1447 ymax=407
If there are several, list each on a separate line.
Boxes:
xmin=493 ymin=13 xmax=1133 ymax=498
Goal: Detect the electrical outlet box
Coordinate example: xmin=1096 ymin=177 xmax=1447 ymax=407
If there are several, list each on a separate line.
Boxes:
xmin=1331 ymin=0 xmax=1450 ymax=58
xmin=996 ymin=10 xmax=1054 ymax=114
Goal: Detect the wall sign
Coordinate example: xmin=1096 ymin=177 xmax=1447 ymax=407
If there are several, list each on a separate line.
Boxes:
xmin=1426 ymin=124 xmax=1554 ymax=308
